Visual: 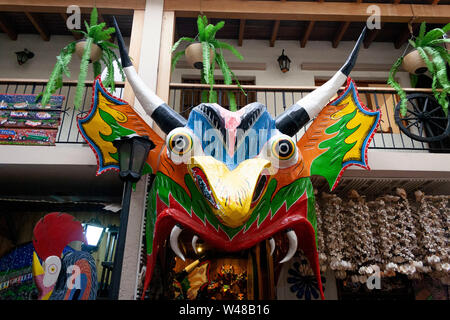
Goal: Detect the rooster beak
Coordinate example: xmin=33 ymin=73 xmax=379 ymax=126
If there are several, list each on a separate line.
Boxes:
xmin=188 ymin=156 xmax=271 ymax=228
xmin=32 ymin=251 xmax=52 ymax=300
xmin=32 ymin=251 xmax=55 ymax=300
xmin=32 ymin=251 xmax=44 ymax=277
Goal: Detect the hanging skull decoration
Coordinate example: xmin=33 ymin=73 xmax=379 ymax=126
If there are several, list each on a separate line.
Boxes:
xmin=78 ymin=19 xmax=379 ymax=300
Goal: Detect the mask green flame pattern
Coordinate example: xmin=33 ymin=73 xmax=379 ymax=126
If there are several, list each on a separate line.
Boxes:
xmin=310 ymin=109 xmax=358 ymax=188
xmin=145 ymin=172 xmax=317 ymax=255
xmin=98 ymin=108 xmax=152 ymax=174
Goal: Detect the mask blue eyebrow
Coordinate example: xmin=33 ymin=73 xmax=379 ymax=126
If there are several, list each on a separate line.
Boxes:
xmin=186 ymin=105 xmax=277 ymax=170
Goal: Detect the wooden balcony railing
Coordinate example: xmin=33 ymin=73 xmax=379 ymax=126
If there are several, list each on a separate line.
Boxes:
xmin=169 ymin=83 xmax=450 ymax=153
xmin=1 ymin=79 xmax=448 ymax=153
xmin=0 ymin=78 xmax=125 ymax=144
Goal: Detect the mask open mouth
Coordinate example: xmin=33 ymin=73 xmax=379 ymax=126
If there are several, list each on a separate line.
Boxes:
xmin=251 ymin=171 xmax=269 ymax=208
xmin=142 ymin=183 xmax=324 ymax=300
xmin=191 ymin=166 xmax=218 ymax=209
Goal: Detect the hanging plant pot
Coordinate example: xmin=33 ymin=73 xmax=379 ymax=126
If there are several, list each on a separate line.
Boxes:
xmin=185 ymin=43 xmax=214 ymax=69
xmin=75 ymin=39 xmax=103 ymax=63
xmin=402 ymin=50 xmax=428 ymax=75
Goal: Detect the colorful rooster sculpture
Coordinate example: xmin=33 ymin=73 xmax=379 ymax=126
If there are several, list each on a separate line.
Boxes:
xmin=78 ymin=19 xmax=379 ymax=300
xmin=32 ymin=212 xmax=97 ymax=300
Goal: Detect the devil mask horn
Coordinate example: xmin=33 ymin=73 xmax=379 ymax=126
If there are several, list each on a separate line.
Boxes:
xmin=113 ymin=17 xmax=187 ymax=134
xmin=275 ymin=27 xmax=367 ymax=136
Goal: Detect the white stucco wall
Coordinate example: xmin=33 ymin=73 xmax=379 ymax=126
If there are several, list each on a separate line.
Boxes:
xmin=171 ymin=39 xmax=411 ymax=88
xmin=0 ymin=33 xmax=409 ymax=87
xmin=0 ymin=33 xmax=130 ymax=81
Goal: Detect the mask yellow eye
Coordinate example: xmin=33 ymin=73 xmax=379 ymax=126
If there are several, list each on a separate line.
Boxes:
xmin=166 ymin=128 xmax=199 ymax=165
xmin=272 ymin=138 xmax=296 ymax=160
xmin=168 ymin=130 xmax=193 ymax=156
xmin=260 ymin=134 xmax=298 ymax=169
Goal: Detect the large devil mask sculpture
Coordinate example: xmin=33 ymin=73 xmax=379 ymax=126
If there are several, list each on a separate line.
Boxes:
xmin=78 ymin=20 xmax=379 ymax=300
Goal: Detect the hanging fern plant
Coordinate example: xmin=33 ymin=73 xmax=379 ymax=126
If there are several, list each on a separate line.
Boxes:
xmin=388 ymin=22 xmax=450 ymax=116
xmin=38 ymin=8 xmax=125 ymax=109
xmin=171 ymin=15 xmax=246 ymax=112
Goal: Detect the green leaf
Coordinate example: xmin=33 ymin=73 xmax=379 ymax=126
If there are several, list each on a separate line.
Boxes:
xmin=74 ymin=37 xmax=93 ymax=109
xmin=214 ymin=40 xmax=244 ymax=60
xmin=90 ymin=7 xmax=98 ymax=26
xmin=99 ymin=41 xmax=119 ymax=49
xmin=93 ymin=61 xmax=102 ymax=78
xmin=84 ymin=21 xmax=90 ymax=34
xmin=39 ymin=43 xmax=75 ymax=106
xmin=421 ymin=29 xmax=446 ymax=47
xmin=208 ymin=20 xmax=225 ymax=42
xmin=230 ymin=70 xmax=247 ymax=96
xmin=416 ymin=47 xmax=434 ymax=74
xmin=215 ymin=54 xmax=232 ymax=85
xmin=433 ymin=46 xmax=450 ymax=64
xmin=417 ymin=22 xmax=427 ymax=46
xmin=171 ymin=50 xmax=185 ymax=71
xmin=171 ymin=37 xmax=196 ymax=53
xmin=424 ymin=46 xmax=450 ymax=92
xmin=204 ymin=24 xmax=215 ymax=43
xmin=387 ymin=57 xmax=408 ymax=116
xmin=201 ymin=41 xmax=211 ymax=84
xmin=442 ymin=23 xmax=450 ymax=33
xmin=428 ymin=38 xmax=450 ymax=46
xmin=107 ymin=48 xmax=126 ymax=81
xmin=197 ymin=15 xmax=206 ymax=41
xmin=227 ymin=92 xmax=237 ymax=111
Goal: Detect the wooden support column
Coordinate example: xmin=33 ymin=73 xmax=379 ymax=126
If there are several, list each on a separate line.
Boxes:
xmin=122 ymin=10 xmax=145 ymax=104
xmin=156 ymin=11 xmax=175 ymax=103
xmin=119 ymin=0 xmax=165 ymax=299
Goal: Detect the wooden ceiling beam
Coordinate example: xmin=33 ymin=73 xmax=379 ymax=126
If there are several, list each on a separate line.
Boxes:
xmin=270 ymin=20 xmax=280 ymax=47
xmin=332 ymin=0 xmax=361 ymax=48
xmin=300 ymin=0 xmax=323 ymax=48
xmin=238 ymin=19 xmax=245 ymax=47
xmin=363 ymin=0 xmax=399 ymax=49
xmin=332 ymin=21 xmax=350 ymax=48
xmin=0 ymin=13 xmax=17 ymax=40
xmin=364 ymin=28 xmax=381 ymax=48
xmin=269 ymin=0 xmax=285 ymax=47
xmin=166 ymin=0 xmax=450 ymax=24
xmin=300 ymin=21 xmax=315 ymax=48
xmin=25 ymin=12 xmax=50 ymax=41
xmin=395 ymin=23 xmax=418 ymax=49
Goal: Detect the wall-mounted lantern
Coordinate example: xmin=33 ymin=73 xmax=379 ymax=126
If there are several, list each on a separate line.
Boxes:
xmin=277 ymin=49 xmax=291 ymax=73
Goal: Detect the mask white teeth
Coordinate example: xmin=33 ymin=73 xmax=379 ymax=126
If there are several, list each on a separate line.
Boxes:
xmin=170 ymin=224 xmax=185 ymax=261
xmin=279 ymin=229 xmax=297 ymax=264
xmin=192 ymin=235 xmax=199 ymax=254
xmin=269 ymin=237 xmax=275 ymax=256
